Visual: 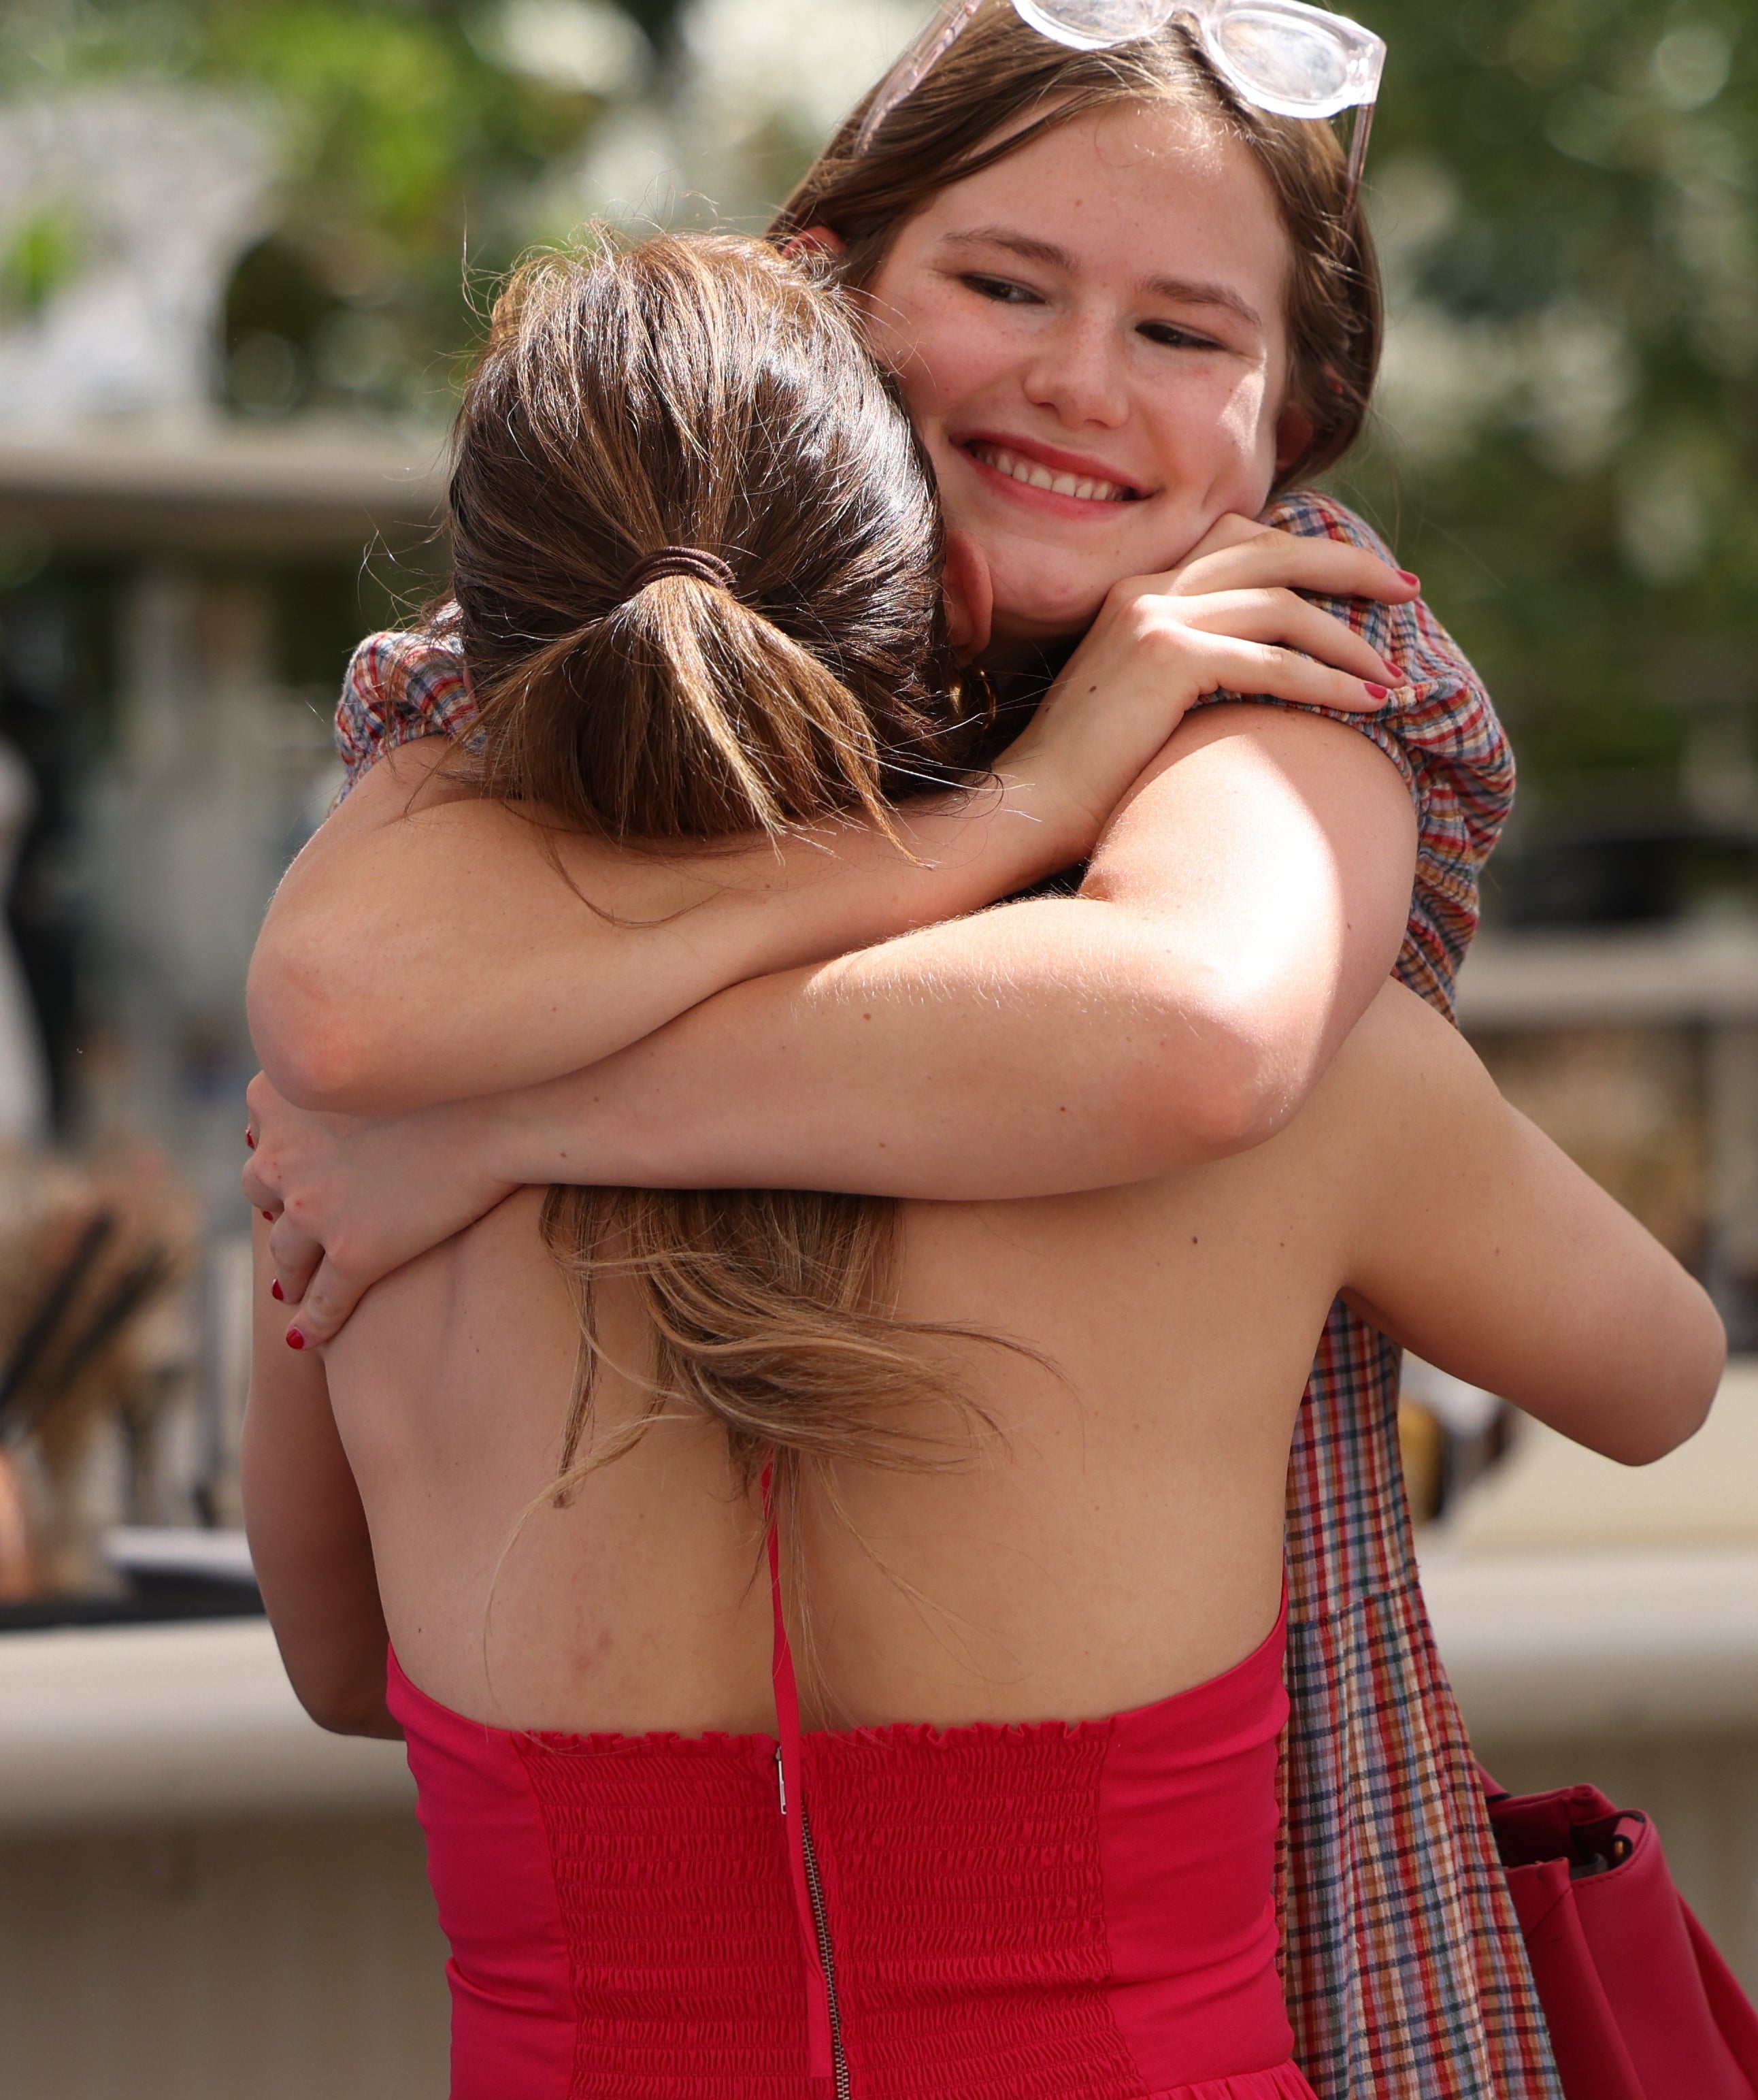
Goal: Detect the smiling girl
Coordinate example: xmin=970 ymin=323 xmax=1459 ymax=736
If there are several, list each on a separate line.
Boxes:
xmin=245 ymin=11 xmax=1548 ymax=2096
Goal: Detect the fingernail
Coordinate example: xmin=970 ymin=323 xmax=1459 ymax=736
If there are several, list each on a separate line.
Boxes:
xmin=1364 ymin=683 xmax=1390 ymax=700
xmin=245 ymin=1130 xmax=256 ymax=1149
xmin=286 ymin=1327 xmax=305 ymax=1351
xmin=262 ymin=1210 xmax=275 ymax=1222
xmin=270 ymin=1279 xmax=284 ymax=1302
xmin=1397 ymin=570 xmax=1420 ymax=587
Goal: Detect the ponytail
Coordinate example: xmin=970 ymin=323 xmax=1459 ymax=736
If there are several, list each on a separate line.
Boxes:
xmin=475 ymin=566 xmax=908 ymax=849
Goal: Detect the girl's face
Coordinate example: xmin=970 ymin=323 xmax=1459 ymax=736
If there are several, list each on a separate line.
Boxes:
xmin=864 ymin=100 xmax=1303 ymax=652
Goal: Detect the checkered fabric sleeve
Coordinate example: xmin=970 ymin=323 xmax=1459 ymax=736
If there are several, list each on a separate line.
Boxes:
xmin=333 ymin=607 xmax=474 ymax=794
xmin=332 ymin=499 xmax=1561 ymax=2099
xmin=1204 ymin=487 xmax=1516 ymax=1019
xmin=1238 ymin=494 xmax=1559 ymax=2100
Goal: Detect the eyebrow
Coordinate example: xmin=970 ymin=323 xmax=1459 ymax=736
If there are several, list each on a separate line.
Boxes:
xmin=938 ymin=226 xmax=1265 ymax=332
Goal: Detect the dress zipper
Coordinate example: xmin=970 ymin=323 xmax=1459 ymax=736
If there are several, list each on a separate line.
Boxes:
xmin=778 ymin=1749 xmax=851 ymax=2100
xmin=765 ymin=1477 xmax=850 ymax=2100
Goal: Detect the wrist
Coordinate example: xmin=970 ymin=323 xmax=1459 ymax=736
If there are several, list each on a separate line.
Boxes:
xmin=989 ymin=734 xmax=1101 ymax=874
xmin=479 ymin=1059 xmax=665 ymax=1190
xmin=441 ymin=1088 xmax=531 ymax=1190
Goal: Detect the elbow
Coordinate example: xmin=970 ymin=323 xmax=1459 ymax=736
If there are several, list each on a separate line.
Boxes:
xmin=1183 ymin=1040 xmax=1293 ymax=1160
xmin=1608 ymin=1287 xmax=1727 ymax=1467
xmin=247 ymin=938 xmax=401 ymax=1115
xmin=291 ymin=1670 xmax=402 ymax=1741
xmin=308 ymin=1699 xmax=403 ymax=1743
xmin=1130 ymin=983 xmax=1295 ymax=1170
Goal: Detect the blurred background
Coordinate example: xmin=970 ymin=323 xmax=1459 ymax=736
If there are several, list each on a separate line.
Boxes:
xmin=0 ymin=1 xmax=1753 ymax=2094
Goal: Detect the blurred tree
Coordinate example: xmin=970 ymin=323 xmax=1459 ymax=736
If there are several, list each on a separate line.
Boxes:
xmin=1341 ymin=0 xmax=1758 ymax=917
xmin=2 ymin=0 xmax=644 ymax=419
xmin=7 ymin=0 xmax=1757 ymax=915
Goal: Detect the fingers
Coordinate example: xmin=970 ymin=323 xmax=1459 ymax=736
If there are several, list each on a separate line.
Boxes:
xmin=242 ymin=1154 xmax=282 ymax=1215
xmin=1158 ymin=524 xmax=1419 ymax=608
xmin=244 ymin=1072 xmax=282 ymax=1215
xmin=279 ymin=1256 xmax=369 ymax=1349
xmin=1171 ymin=589 xmax=1400 ymax=687
xmin=1174 ymin=512 xmax=1276 ymax=563
xmin=267 ymin=1211 xmax=324 ymax=1308
xmin=1187 ymin=634 xmax=1389 ymax=716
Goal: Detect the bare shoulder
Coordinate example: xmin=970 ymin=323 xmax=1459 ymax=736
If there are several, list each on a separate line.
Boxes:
xmin=1329 ymin=978 xmax=1479 ymax=1083
xmin=1279 ymin=979 xmax=1500 ymax=1183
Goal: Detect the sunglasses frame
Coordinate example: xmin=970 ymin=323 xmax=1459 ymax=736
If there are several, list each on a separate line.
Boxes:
xmin=855 ymin=0 xmax=1384 ymax=206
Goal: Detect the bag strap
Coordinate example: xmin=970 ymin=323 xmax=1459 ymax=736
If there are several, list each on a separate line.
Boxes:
xmin=764 ymin=1466 xmax=837 ymax=2095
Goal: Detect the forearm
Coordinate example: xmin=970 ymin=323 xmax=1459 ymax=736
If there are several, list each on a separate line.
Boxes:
xmin=241 ymin=1222 xmax=399 ymax=1737
xmin=475 ymin=706 xmax=1416 ymax=1200
xmin=487 ymin=897 xmax=1272 ymax=1198
xmin=252 ymin=745 xmax=1085 ymax=1116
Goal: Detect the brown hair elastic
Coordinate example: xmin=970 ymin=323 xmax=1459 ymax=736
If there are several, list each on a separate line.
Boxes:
xmin=620 ymin=546 xmax=737 ymax=597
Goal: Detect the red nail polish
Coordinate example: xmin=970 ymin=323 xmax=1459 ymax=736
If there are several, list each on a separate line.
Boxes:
xmin=1397 ymin=570 xmax=1420 ymax=587
xmin=286 ymin=1328 xmax=305 ymax=1351
xmin=245 ymin=1130 xmax=256 ymax=1149
xmin=1364 ymin=683 xmax=1389 ymax=700
xmin=270 ymin=1279 xmax=284 ymax=1302
xmin=262 ymin=1210 xmax=275 ymax=1222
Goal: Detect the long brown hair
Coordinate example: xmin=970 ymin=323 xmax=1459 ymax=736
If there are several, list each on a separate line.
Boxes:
xmin=772 ymin=0 xmax=1382 ymax=488
xmin=448 ymin=231 xmax=1005 ymax=1535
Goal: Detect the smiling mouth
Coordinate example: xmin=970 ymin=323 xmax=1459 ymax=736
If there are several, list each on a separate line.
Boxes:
xmin=963 ymin=441 xmax=1142 ymax=505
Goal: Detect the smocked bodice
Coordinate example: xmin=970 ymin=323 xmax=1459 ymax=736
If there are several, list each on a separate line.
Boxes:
xmin=388 ymin=1602 xmax=1313 ymax=2100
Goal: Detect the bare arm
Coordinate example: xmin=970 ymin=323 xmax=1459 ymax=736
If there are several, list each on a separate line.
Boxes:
xmin=1339 ymin=986 xmax=1725 ymax=1464
xmin=484 ymin=703 xmax=1416 ymax=1196
xmin=250 ymin=738 xmax=1095 ymax=1116
xmin=251 ymin=700 xmax=1419 ymax=1341
xmin=239 ymin=1218 xmax=399 ymax=1737
xmin=250 ymin=525 xmax=1407 ymax=1117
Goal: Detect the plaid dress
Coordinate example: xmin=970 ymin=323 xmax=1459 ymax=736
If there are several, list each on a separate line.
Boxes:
xmin=334 ymin=490 xmax=1561 ymax=2100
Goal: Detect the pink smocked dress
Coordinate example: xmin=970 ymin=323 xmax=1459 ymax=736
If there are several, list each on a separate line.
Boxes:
xmin=388 ymin=1520 xmax=1314 ymax=2100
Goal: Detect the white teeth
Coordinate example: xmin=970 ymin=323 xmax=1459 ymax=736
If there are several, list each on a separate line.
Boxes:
xmin=974 ymin=442 xmax=1127 ymax=503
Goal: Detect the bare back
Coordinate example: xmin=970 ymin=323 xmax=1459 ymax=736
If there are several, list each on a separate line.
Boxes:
xmin=322 ymin=983 xmax=1720 ymax=1737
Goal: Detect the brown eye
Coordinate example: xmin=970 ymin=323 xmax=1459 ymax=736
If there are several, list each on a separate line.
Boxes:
xmin=963 ymin=274 xmax=1042 ymax=306
xmin=1139 ymin=321 xmax=1218 ymax=351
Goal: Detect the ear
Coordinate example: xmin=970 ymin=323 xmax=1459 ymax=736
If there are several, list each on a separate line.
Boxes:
xmin=780 ymin=223 xmax=848 ymax=264
xmin=1274 ymin=398 xmax=1316 ymax=477
xmin=942 ymin=529 xmax=993 ymax=665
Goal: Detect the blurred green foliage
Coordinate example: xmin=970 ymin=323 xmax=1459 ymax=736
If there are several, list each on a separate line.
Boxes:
xmin=4 ymin=0 xmax=630 ymax=416
xmin=7 ymin=0 xmax=1758 ymax=899
xmin=1339 ymin=0 xmax=1758 ymax=898
xmin=0 ymin=201 xmax=87 ymax=321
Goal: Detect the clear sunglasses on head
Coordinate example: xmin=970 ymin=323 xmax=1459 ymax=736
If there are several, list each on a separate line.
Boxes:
xmin=856 ymin=0 xmax=1387 ymax=199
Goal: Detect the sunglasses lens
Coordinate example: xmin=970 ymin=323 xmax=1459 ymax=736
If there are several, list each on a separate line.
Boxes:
xmin=1011 ymin=0 xmax=1173 ymax=52
xmin=1204 ymin=5 xmax=1383 ymax=117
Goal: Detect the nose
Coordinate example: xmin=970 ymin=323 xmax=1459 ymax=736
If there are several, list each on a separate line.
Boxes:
xmin=1021 ymin=310 xmax=1131 ymax=431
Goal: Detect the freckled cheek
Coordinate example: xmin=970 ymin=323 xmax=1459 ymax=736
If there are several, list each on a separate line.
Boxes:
xmin=891 ymin=298 xmax=1023 ymax=423
xmin=1161 ymin=374 xmax=1276 ymax=492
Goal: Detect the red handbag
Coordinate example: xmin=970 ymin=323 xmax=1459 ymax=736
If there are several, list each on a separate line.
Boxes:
xmin=1482 ymin=1773 xmax=1758 ymax=2099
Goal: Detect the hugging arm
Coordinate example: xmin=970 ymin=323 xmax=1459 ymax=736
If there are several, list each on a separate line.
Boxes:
xmin=252 ymin=700 xmax=1415 ymax=1335
xmin=239 ymin=1217 xmax=399 ymax=1737
xmin=491 ymin=702 xmax=1415 ymax=1196
xmin=252 ymin=524 xmax=1403 ymax=1120
xmin=249 ymin=730 xmax=1097 ymax=1117
xmin=248 ymin=511 xmax=1433 ymax=1328
xmin=1340 ymin=987 xmax=1725 ymax=1464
